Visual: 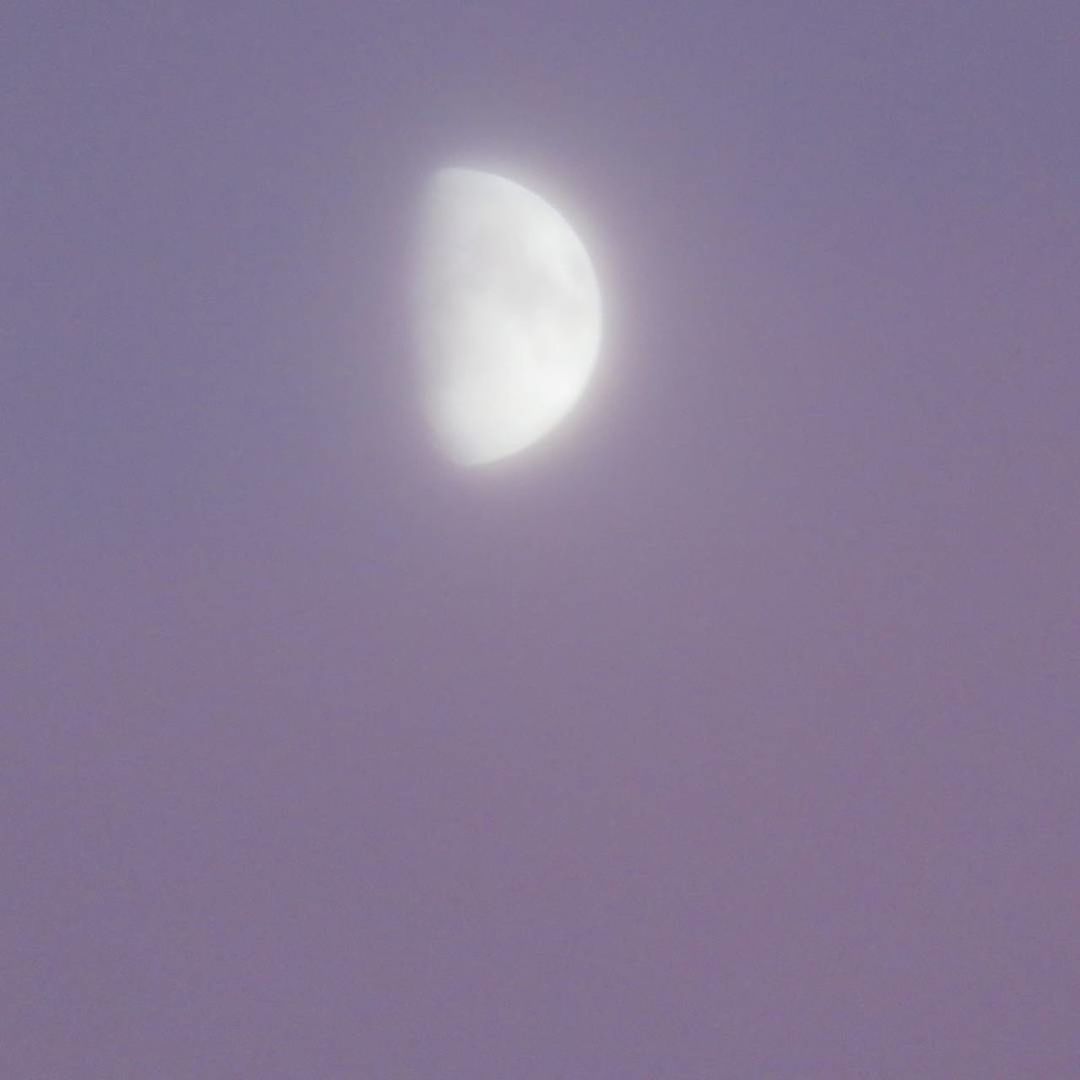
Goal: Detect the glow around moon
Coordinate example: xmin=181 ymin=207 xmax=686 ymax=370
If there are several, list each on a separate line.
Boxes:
xmin=414 ymin=167 xmax=603 ymax=466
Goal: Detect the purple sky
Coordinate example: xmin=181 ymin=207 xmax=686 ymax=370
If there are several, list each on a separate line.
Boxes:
xmin=4 ymin=3 xmax=1079 ymax=1077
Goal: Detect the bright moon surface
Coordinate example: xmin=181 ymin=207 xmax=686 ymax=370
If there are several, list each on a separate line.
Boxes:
xmin=414 ymin=167 xmax=603 ymax=466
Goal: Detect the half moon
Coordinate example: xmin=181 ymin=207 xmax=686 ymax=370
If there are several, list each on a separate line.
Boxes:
xmin=414 ymin=167 xmax=603 ymax=466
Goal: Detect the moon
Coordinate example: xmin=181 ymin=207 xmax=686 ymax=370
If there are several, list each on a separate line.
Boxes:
xmin=414 ymin=167 xmax=603 ymax=466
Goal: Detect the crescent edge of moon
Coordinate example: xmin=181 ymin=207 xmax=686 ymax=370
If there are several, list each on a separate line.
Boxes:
xmin=414 ymin=166 xmax=603 ymax=466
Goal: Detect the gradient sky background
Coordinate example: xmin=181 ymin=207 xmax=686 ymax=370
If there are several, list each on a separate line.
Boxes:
xmin=4 ymin=3 xmax=1079 ymax=1077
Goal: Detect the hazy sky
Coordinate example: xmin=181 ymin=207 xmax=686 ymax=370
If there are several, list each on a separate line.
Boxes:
xmin=4 ymin=4 xmax=1078 ymax=1077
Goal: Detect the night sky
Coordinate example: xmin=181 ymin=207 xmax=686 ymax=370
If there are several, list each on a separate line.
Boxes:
xmin=5 ymin=4 xmax=1079 ymax=1077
